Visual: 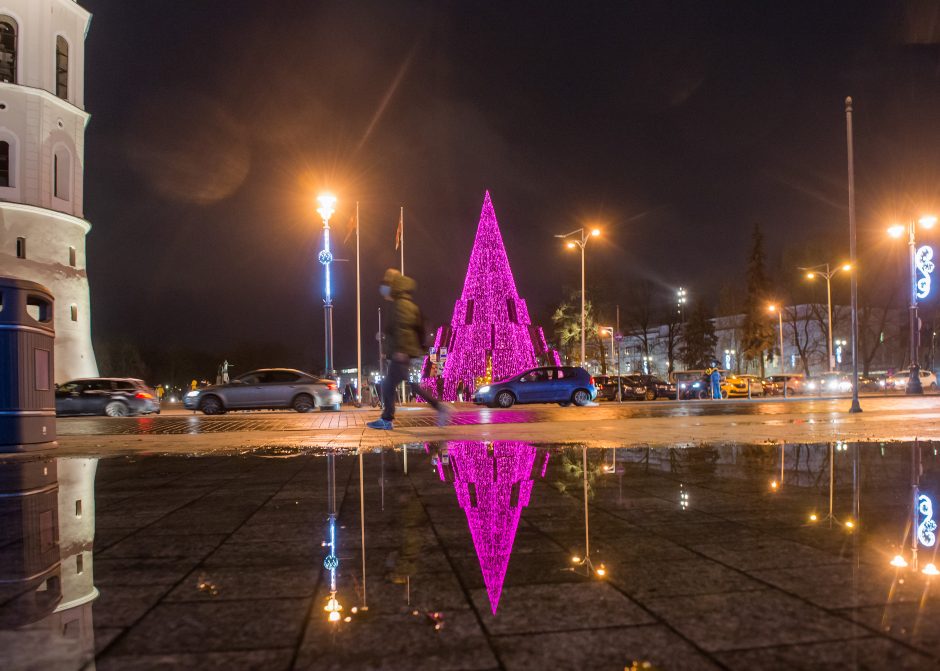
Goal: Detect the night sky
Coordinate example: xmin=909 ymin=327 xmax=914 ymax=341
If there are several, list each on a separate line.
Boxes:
xmin=80 ymin=0 xmax=940 ymax=376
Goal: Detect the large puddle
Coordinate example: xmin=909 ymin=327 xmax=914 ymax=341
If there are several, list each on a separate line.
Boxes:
xmin=1 ymin=442 xmax=939 ymax=670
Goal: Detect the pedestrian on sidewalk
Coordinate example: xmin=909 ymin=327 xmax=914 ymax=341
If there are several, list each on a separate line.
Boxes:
xmin=367 ymin=269 xmax=451 ymax=430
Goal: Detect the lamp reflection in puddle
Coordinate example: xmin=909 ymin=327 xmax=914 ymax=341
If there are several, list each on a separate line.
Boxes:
xmin=435 ymin=441 xmax=548 ymax=614
xmin=571 ymin=445 xmax=607 ymax=578
xmin=770 ymin=443 xmax=785 ymax=493
xmin=322 ymin=449 xmax=343 ymax=623
xmin=893 ymin=439 xmax=938 ymax=571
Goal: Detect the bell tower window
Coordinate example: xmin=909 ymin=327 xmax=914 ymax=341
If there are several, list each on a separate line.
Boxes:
xmin=0 ymin=18 xmax=15 ymax=84
xmin=54 ymin=149 xmax=70 ymax=201
xmin=0 ymin=140 xmax=10 ymax=187
xmin=56 ymin=37 xmax=69 ymax=100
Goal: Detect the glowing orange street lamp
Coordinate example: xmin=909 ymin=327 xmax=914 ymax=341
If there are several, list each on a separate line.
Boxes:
xmin=555 ymin=227 xmax=602 ymax=367
xmin=801 ymin=262 xmax=851 ymax=371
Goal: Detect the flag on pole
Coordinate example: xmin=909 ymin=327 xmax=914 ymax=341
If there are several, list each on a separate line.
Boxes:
xmin=343 ymin=213 xmax=356 ymax=246
xmin=395 ymin=209 xmax=403 ymax=250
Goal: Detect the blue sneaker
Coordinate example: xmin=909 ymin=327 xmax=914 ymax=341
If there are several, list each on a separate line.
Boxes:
xmin=367 ymin=419 xmax=394 ymax=430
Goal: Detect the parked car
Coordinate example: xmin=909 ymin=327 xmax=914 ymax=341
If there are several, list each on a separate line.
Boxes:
xmin=56 ymin=378 xmax=160 ymax=417
xmin=593 ymin=375 xmax=647 ymax=401
xmin=806 ymin=372 xmax=853 ymax=394
xmin=184 ymin=368 xmax=342 ymax=414
xmin=886 ymin=369 xmax=938 ymax=391
xmin=722 ymin=374 xmax=765 ymax=398
xmin=624 ymin=374 xmax=677 ymax=401
xmin=858 ymin=373 xmax=887 ymax=392
xmin=764 ymin=374 xmax=805 ymax=395
xmin=472 ymin=366 xmax=597 ymax=408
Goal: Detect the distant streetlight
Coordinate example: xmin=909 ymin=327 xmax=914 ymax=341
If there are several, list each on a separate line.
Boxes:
xmin=801 ymin=262 xmax=851 ymax=371
xmin=556 ymin=227 xmax=602 ymax=367
xmin=768 ymin=304 xmax=788 ymax=398
xmin=317 ymin=193 xmax=337 ymax=375
xmin=887 ymin=215 xmax=937 ymax=394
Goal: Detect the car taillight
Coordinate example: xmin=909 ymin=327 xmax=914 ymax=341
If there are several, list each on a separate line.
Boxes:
xmin=589 ymin=377 xmax=595 ymax=386
xmin=135 ymin=392 xmax=154 ymax=400
xmin=326 ymin=383 xmax=337 ymax=391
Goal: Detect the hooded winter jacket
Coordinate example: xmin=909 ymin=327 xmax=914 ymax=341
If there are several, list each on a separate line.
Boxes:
xmin=385 ymin=274 xmax=425 ymax=358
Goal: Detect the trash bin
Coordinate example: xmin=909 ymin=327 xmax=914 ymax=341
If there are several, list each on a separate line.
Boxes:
xmin=0 ymin=459 xmax=61 ymax=627
xmin=0 ymin=277 xmax=56 ymax=452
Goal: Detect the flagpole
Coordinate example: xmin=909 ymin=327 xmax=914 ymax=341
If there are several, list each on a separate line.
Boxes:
xmin=356 ymin=201 xmax=362 ymax=406
xmin=398 ymin=205 xmax=406 ymax=407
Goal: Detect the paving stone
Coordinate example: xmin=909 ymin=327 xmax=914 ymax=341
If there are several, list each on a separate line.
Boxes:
xmin=840 ymin=601 xmax=940 ymax=656
xmin=109 ymin=599 xmax=310 ymax=654
xmin=495 ymin=624 xmax=720 ymax=670
xmin=96 ymin=649 xmax=294 ymax=671
xmin=643 ymin=590 xmax=865 ymax=652
xmin=692 ymin=536 xmax=846 ymax=571
xmin=716 ymin=635 xmax=937 ymax=669
xmin=93 ymin=584 xmax=169 ymax=628
xmin=96 ymin=533 xmax=226 ymax=561
xmin=471 ymin=582 xmax=654 ymax=635
xmin=295 ymin=609 xmax=497 ymax=670
xmin=749 ymin=562 xmax=924 ymax=609
xmin=609 ymin=557 xmax=765 ymax=599
xmin=165 ymin=565 xmax=319 ymax=601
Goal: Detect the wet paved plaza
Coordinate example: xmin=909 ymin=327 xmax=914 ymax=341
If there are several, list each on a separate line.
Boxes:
xmin=3 ymin=441 xmax=940 ymax=670
xmin=57 ymin=395 xmax=940 ymax=436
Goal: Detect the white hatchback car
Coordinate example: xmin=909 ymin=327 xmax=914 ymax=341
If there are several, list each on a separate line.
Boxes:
xmin=886 ymin=369 xmax=938 ymax=390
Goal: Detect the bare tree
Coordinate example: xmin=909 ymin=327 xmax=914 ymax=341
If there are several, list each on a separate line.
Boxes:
xmin=622 ymin=281 xmax=655 ymax=373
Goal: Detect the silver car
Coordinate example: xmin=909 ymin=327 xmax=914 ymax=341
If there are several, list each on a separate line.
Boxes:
xmin=184 ymin=368 xmax=342 ymax=414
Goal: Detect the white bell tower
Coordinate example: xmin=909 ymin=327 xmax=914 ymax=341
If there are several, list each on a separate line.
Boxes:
xmin=0 ymin=0 xmax=97 ymax=382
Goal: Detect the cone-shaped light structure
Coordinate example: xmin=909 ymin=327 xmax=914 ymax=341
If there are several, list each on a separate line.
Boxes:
xmin=440 ymin=441 xmax=544 ymax=614
xmin=441 ymin=192 xmax=538 ymax=400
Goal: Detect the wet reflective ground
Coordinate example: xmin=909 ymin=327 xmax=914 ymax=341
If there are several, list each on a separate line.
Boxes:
xmin=56 ymin=395 xmax=940 ymax=436
xmin=2 ymin=442 xmax=940 ymax=670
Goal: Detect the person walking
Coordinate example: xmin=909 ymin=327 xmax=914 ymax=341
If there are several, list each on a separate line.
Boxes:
xmin=368 ymin=269 xmax=450 ymax=430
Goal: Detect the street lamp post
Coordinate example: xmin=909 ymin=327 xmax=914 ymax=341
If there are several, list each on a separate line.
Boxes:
xmin=803 ymin=263 xmax=851 ymax=372
xmin=768 ymin=305 xmax=788 ymax=399
xmin=317 ymin=193 xmax=337 ymax=376
xmin=556 ymin=227 xmax=601 ymax=368
xmin=888 ymin=215 xmax=937 ymax=395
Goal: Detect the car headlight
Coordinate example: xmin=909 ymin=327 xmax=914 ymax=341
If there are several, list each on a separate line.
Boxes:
xmin=477 ymin=386 xmax=490 ymax=394
xmin=186 ymin=391 xmax=200 ymax=398
xmin=808 ymin=382 xmax=817 ymax=390
xmin=692 ymin=382 xmax=701 ymax=389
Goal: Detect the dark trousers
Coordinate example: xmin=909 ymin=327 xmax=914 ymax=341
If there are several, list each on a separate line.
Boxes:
xmin=382 ymin=359 xmax=440 ymax=421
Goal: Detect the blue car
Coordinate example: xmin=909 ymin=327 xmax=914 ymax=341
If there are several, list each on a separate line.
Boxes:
xmin=472 ymin=366 xmax=597 ymax=408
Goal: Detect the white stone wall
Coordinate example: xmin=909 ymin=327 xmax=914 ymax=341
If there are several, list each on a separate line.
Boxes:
xmin=0 ymin=0 xmax=95 ymax=382
xmin=0 ymin=204 xmax=97 ymax=380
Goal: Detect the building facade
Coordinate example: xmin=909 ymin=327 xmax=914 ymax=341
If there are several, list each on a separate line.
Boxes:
xmin=0 ymin=0 xmax=97 ymax=381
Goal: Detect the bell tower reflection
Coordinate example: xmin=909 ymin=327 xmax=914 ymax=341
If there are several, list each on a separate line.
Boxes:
xmin=435 ymin=442 xmax=548 ymax=614
xmin=0 ymin=458 xmax=98 ymax=668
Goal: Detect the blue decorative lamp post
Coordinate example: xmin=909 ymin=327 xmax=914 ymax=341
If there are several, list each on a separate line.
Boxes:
xmin=888 ymin=215 xmax=936 ymax=395
xmin=317 ymin=193 xmax=337 ymax=376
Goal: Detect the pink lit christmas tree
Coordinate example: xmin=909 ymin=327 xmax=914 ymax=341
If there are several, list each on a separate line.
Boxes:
xmin=437 ymin=441 xmax=548 ymax=614
xmin=441 ymin=192 xmax=538 ymax=400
